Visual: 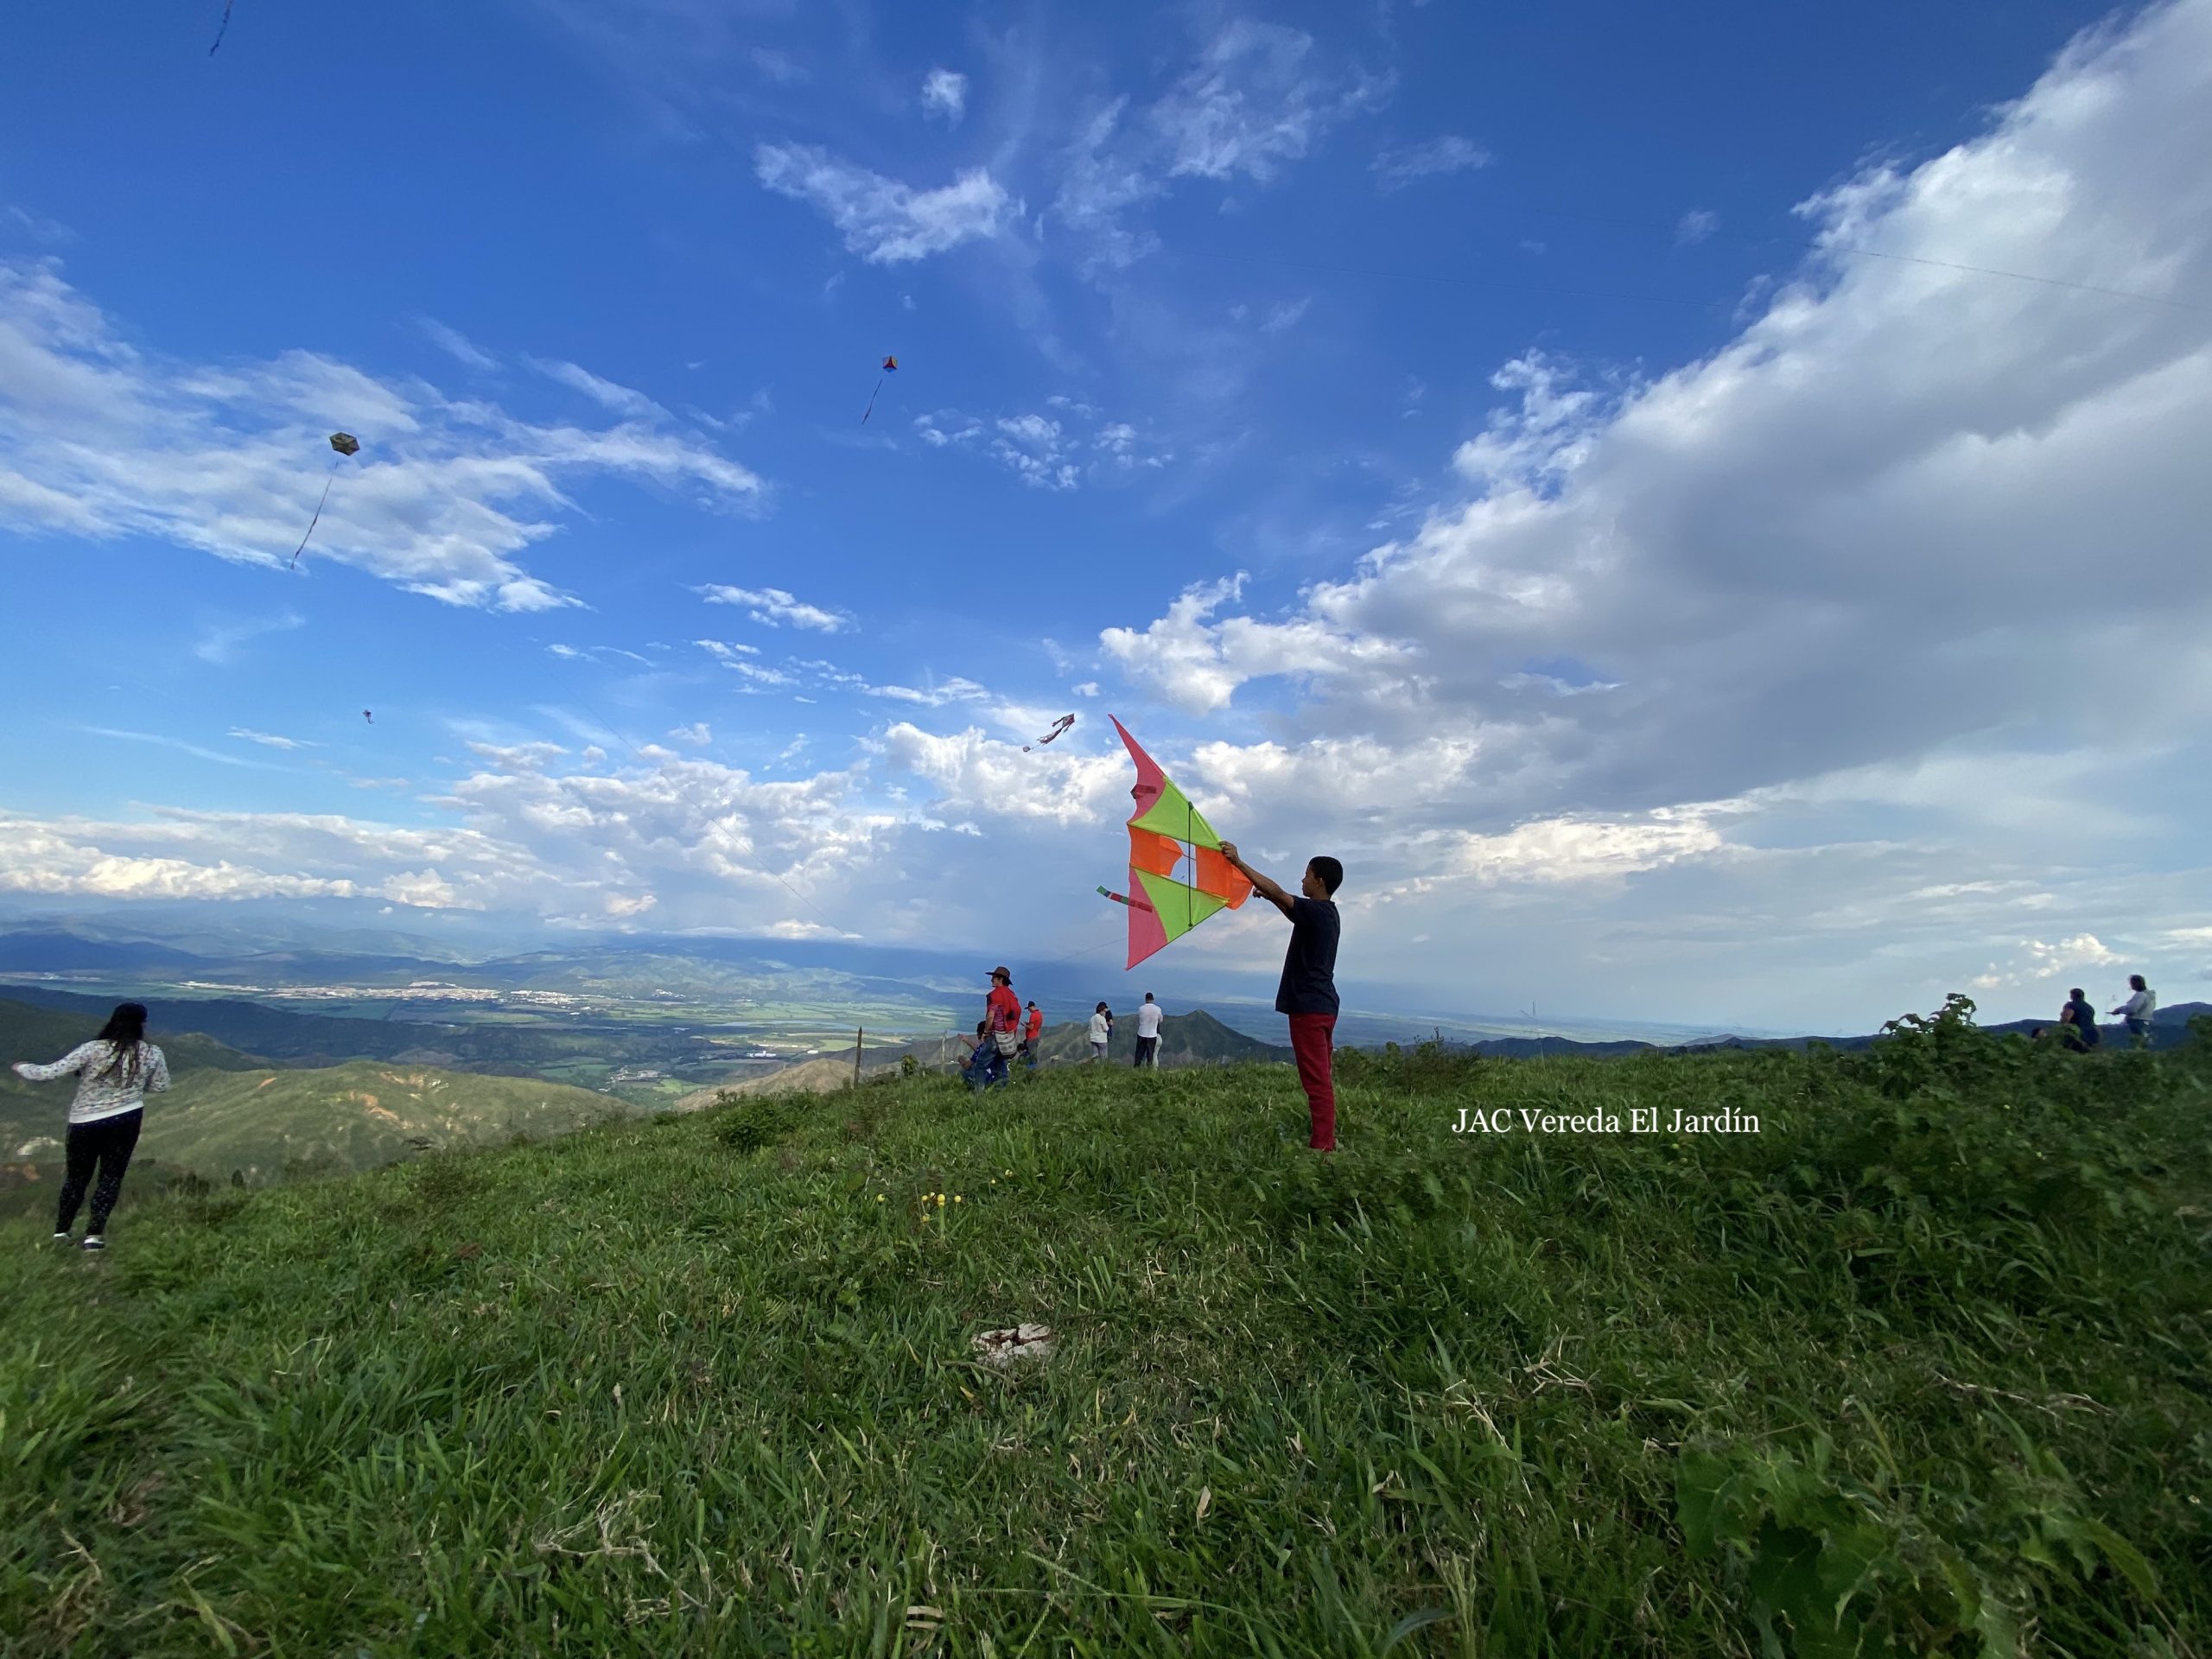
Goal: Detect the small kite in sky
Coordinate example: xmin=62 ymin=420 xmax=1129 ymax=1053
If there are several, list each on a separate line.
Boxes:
xmin=861 ymin=356 xmax=898 ymax=424
xmin=1099 ymin=715 xmax=1252 ymax=969
xmin=362 ymin=709 xmax=373 ymax=724
xmin=1023 ymin=715 xmax=1075 ymax=752
xmin=289 ymin=432 xmax=360 ymax=570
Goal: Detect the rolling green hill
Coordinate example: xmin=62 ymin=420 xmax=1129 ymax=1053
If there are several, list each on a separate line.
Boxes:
xmin=2 ymin=1043 xmax=647 ymax=1193
xmin=2 ymin=1001 xmax=2202 ymax=1655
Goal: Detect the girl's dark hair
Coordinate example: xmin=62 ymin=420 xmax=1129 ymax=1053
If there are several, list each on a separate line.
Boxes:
xmin=2131 ymin=974 xmax=2148 ymax=991
xmin=92 ymin=1002 xmax=149 ymax=1086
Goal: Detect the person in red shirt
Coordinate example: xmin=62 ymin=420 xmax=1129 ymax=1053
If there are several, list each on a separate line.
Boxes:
xmin=1020 ymin=1000 xmax=1044 ymax=1070
xmin=978 ymin=966 xmax=1021 ymax=1090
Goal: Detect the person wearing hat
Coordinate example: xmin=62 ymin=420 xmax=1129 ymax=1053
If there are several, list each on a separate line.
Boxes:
xmin=977 ymin=966 xmax=1022 ymax=1090
xmin=1019 ymin=1000 xmax=1044 ymax=1070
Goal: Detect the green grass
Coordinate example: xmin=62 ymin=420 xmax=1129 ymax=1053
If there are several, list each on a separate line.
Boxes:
xmin=2 ymin=1002 xmax=2206 ymax=1656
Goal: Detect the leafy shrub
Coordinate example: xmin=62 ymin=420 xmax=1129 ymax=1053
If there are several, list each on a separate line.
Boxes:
xmin=713 ymin=1096 xmax=803 ymax=1152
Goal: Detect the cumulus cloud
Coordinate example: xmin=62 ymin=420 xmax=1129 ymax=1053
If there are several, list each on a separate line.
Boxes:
xmin=1372 ymin=135 xmax=1491 ymax=192
xmin=0 ymin=261 xmax=764 ymax=611
xmin=921 ymin=68 xmax=968 ymax=125
xmin=698 ymin=583 xmax=852 ymax=632
xmin=754 ymin=143 xmax=1013 ymax=264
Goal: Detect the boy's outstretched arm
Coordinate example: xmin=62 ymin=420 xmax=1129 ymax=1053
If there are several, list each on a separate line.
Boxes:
xmin=1219 ymin=842 xmax=1297 ymax=919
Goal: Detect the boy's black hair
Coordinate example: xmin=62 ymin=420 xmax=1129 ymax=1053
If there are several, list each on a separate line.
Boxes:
xmin=2069 ymin=987 xmax=2085 ymax=1001
xmin=1307 ymin=855 xmax=1344 ymax=895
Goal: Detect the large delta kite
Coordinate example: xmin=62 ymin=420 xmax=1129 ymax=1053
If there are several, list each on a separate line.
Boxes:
xmin=1097 ymin=716 xmax=1251 ymax=969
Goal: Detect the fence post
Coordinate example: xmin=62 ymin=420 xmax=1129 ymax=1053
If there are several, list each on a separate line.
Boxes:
xmin=854 ymin=1027 xmax=864 ymax=1090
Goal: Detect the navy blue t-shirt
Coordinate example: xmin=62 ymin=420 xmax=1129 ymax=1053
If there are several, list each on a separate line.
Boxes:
xmin=1274 ymin=896 xmax=1341 ymax=1016
xmin=2064 ymin=997 xmax=2101 ymax=1046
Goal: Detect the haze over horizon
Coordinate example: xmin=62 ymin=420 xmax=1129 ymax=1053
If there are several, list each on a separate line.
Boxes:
xmin=3 ymin=0 xmax=2209 ymax=1037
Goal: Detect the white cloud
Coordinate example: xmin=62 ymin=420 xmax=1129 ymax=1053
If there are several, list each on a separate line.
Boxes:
xmin=1101 ymin=574 xmax=1419 ymax=715
xmin=921 ymin=68 xmax=969 ymax=125
xmin=194 ymin=612 xmax=304 ymax=666
xmin=1071 ymin=682 xmax=1099 ymax=697
xmin=0 ymin=260 xmax=764 ymax=611
xmin=1150 ymin=21 xmax=1391 ymax=185
xmin=1371 ymin=135 xmax=1491 ymax=192
xmin=914 ymin=400 xmax=1166 ymax=490
xmin=227 ymin=728 xmax=321 ymax=751
xmin=667 ymin=722 xmax=712 ymax=747
xmin=1675 ymin=208 xmax=1719 ymax=246
xmin=697 ymin=583 xmax=852 ymax=632
xmin=754 ymin=144 xmax=1013 ymax=264
xmin=1260 ymin=296 xmax=1312 ymax=334
xmin=417 ymin=317 xmax=497 ymax=371
xmin=528 ymin=357 xmax=668 ymax=422
xmin=751 ymin=48 xmax=807 ymax=85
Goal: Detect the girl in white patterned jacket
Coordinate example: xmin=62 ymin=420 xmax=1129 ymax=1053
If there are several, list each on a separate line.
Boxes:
xmin=11 ymin=1001 xmax=169 ymax=1250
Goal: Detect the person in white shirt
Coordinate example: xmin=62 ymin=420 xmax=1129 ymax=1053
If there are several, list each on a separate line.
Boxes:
xmin=11 ymin=1001 xmax=170 ymax=1250
xmin=1133 ymin=993 xmax=1165 ymax=1069
xmin=2109 ymin=975 xmax=2157 ymax=1046
xmin=1087 ymin=1002 xmax=1112 ymax=1063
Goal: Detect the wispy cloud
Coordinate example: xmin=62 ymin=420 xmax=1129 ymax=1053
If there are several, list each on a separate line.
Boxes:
xmin=751 ymin=48 xmax=807 ymax=85
xmin=1149 ymin=21 xmax=1392 ymax=185
xmin=1371 ymin=135 xmax=1491 ymax=192
xmin=528 ymin=357 xmax=668 ymax=422
xmin=1675 ymin=208 xmax=1719 ymax=245
xmin=754 ymin=144 xmax=1013 ymax=264
xmin=921 ymin=68 xmax=969 ymax=125
xmin=697 ymin=584 xmax=852 ymax=632
xmin=227 ymin=728 xmax=321 ymax=751
xmin=84 ymin=728 xmax=294 ymax=771
xmin=417 ymin=317 xmax=497 ymax=370
xmin=913 ymin=399 xmax=1168 ymax=491
xmin=0 ymin=260 xmax=764 ymax=613
xmin=194 ymin=612 xmax=304 ymax=666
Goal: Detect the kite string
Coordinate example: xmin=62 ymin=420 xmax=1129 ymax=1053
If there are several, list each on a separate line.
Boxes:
xmin=288 ymin=458 xmax=340 ymax=569
xmin=209 ymin=0 xmax=234 ymax=54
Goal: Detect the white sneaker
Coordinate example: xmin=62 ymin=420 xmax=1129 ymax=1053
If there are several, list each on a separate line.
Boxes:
xmin=51 ymin=1232 xmax=70 ymax=1244
xmin=80 ymin=1235 xmax=105 ymax=1251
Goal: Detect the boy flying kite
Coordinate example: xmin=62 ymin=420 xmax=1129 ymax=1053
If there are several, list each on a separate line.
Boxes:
xmin=1219 ymin=843 xmax=1344 ymax=1152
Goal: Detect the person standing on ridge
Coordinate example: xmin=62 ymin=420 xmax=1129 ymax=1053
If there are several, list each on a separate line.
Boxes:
xmin=1219 ymin=843 xmax=1344 ymax=1151
xmin=1133 ymin=993 xmax=1164 ymax=1069
xmin=1087 ymin=1002 xmax=1112 ymax=1063
xmin=979 ymin=966 xmax=1022 ymax=1090
xmin=1020 ymin=1000 xmax=1044 ymax=1071
xmin=11 ymin=1001 xmax=170 ymax=1250
xmin=2110 ymin=974 xmax=2157 ymax=1046
xmin=2063 ymin=987 xmax=2101 ymax=1051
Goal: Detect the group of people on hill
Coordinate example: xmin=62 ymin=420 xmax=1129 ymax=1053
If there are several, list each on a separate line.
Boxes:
xmin=961 ymin=843 xmax=1346 ymax=1151
xmin=2033 ymin=974 xmax=2158 ymax=1050
xmin=1 ymin=849 xmax=1353 ymax=1250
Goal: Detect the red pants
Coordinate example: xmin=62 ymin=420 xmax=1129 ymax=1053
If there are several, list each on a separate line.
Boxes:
xmin=1288 ymin=1013 xmax=1338 ymax=1150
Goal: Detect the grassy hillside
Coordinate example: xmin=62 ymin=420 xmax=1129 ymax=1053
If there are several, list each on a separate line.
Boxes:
xmin=2 ymin=1054 xmax=645 ymax=1197
xmin=681 ymin=1009 xmax=1293 ymax=1104
xmin=0 ymin=998 xmax=270 ymax=1163
xmin=2 ymin=1001 xmax=2205 ymax=1656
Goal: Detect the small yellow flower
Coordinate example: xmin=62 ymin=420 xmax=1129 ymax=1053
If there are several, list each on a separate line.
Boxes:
xmin=953 ymin=1195 xmax=963 ymax=1204
xmin=936 ymin=1193 xmax=947 ymax=1206
xmin=875 ymin=1194 xmax=886 ymax=1203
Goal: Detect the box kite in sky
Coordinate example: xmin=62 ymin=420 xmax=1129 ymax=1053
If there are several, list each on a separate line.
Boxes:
xmin=1097 ymin=716 xmax=1252 ymax=969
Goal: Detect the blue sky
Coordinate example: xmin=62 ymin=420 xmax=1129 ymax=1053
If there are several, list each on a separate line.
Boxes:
xmin=3 ymin=0 xmax=2210 ymax=1032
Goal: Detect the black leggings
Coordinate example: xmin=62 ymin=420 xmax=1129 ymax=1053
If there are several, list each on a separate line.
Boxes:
xmin=56 ymin=1110 xmax=142 ymax=1236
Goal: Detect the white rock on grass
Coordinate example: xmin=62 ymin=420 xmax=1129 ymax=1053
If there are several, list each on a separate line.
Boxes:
xmin=972 ymin=1323 xmax=1056 ymax=1367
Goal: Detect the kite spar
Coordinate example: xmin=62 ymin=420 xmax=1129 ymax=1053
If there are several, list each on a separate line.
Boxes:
xmin=1101 ymin=716 xmax=1252 ymax=969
